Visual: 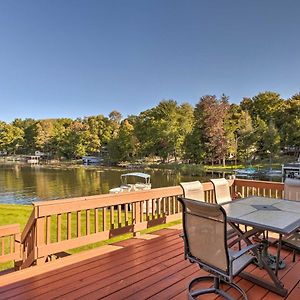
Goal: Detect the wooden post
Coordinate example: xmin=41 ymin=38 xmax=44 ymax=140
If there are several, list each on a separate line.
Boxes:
xmin=133 ymin=202 xmax=141 ymax=236
xmin=35 ymin=217 xmax=45 ymax=265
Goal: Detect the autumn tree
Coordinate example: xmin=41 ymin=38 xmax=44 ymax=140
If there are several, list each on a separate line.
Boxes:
xmin=34 ymin=119 xmax=56 ymax=154
xmin=191 ymin=95 xmax=230 ymax=166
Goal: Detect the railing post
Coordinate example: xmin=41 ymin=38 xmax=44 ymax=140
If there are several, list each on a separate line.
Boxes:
xmin=35 ymin=206 xmax=46 ymax=265
xmin=14 ymin=230 xmax=21 ymax=270
xmin=133 ymin=201 xmax=142 ymax=237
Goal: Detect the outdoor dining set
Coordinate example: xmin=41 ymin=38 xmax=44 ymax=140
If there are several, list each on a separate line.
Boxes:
xmin=178 ymin=178 xmax=300 ymax=300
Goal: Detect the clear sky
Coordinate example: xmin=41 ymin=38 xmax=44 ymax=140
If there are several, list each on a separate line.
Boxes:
xmin=0 ymin=0 xmax=299 ymax=122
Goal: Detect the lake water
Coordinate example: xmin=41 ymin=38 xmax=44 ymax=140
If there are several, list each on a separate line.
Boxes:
xmin=0 ymin=163 xmax=281 ymax=205
xmin=0 ymin=164 xmax=207 ymax=205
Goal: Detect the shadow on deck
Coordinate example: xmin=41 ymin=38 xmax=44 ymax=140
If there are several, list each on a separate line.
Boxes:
xmin=0 ymin=227 xmax=299 ymax=299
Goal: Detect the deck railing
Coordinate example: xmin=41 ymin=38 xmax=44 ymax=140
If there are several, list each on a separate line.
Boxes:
xmin=24 ymin=185 xmax=185 ymax=267
xmin=18 ymin=209 xmax=37 ymax=269
xmin=1 ymin=178 xmax=285 ymax=270
xmin=0 ymin=224 xmax=21 ymax=265
xmin=233 ymin=179 xmax=284 ymax=199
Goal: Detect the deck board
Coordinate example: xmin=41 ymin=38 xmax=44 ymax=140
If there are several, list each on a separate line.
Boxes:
xmin=0 ymin=228 xmax=299 ymax=300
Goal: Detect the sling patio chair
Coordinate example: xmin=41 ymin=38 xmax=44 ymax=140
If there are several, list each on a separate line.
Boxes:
xmin=284 ymin=177 xmax=300 ymax=201
xmin=210 ymin=178 xmax=240 ymax=243
xmin=210 ymin=178 xmax=232 ymax=205
xmin=282 ymin=178 xmax=300 ymax=261
xmin=178 ymin=197 xmax=259 ymax=300
xmin=180 ymin=181 xmax=204 ymax=201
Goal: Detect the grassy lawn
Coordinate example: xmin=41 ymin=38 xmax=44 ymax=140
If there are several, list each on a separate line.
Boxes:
xmin=0 ymin=204 xmax=33 ymax=228
xmin=0 ymin=204 xmax=182 ymax=271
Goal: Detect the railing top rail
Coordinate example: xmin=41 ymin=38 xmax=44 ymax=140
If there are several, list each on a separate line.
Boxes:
xmin=35 ymin=186 xmax=182 ymax=217
xmin=33 ymin=185 xmax=182 ymax=207
xmin=0 ymin=223 xmax=20 ymax=237
xmin=21 ymin=209 xmax=35 ymax=242
xmin=32 ymin=180 xmax=234 ymax=218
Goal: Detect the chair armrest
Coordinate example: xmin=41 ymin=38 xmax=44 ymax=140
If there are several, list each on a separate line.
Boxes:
xmin=230 ymin=243 xmax=260 ymax=261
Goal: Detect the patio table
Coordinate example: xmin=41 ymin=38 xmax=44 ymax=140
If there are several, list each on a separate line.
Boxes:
xmin=222 ymin=196 xmax=300 ymax=297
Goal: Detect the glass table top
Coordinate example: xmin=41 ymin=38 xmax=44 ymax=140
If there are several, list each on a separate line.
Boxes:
xmin=222 ymin=197 xmax=300 ymax=234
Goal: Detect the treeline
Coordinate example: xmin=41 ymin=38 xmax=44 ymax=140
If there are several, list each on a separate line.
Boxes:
xmin=0 ymin=91 xmax=300 ymax=165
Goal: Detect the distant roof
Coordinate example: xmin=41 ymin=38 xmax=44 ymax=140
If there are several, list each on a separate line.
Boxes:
xmin=121 ymin=172 xmax=151 ymax=179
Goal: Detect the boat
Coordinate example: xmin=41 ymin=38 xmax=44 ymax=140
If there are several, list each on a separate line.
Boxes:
xmin=263 ymin=169 xmax=282 ymax=178
xmin=82 ymin=156 xmax=103 ymax=164
xmin=235 ymin=167 xmax=257 ymax=176
xmin=109 ymin=172 xmax=151 ymax=194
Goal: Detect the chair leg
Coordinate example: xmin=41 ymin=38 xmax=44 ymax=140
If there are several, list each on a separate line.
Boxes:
xmin=188 ymin=275 xmax=248 ymax=300
xmin=293 ymin=250 xmax=296 ymax=262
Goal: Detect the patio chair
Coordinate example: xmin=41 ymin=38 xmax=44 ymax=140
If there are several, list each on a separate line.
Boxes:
xmin=284 ymin=178 xmax=300 ymax=201
xmin=180 ymin=181 xmax=204 ymax=201
xmin=178 ymin=197 xmax=258 ymax=300
xmin=210 ymin=178 xmax=232 ymax=204
xmin=210 ymin=178 xmax=238 ymax=242
xmin=282 ymin=178 xmax=300 ymax=261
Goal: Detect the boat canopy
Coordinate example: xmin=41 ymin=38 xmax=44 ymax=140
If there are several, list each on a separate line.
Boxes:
xmin=121 ymin=172 xmax=151 ymax=179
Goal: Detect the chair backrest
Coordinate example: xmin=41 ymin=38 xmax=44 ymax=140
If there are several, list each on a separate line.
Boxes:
xmin=284 ymin=178 xmax=300 ymax=201
xmin=210 ymin=178 xmax=232 ymax=204
xmin=180 ymin=181 xmax=204 ymax=201
xmin=178 ymin=197 xmax=229 ymax=274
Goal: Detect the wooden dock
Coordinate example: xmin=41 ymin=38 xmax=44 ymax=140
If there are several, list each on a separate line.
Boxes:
xmin=0 ymin=227 xmax=299 ymax=299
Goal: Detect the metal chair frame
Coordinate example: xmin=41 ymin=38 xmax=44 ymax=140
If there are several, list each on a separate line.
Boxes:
xmin=179 ymin=197 xmax=259 ymax=300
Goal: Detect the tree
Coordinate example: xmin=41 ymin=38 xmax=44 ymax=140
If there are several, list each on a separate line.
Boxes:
xmin=236 ymin=111 xmax=256 ymax=164
xmin=34 ymin=120 xmax=55 ymax=153
xmin=224 ymin=104 xmax=243 ymax=165
xmin=12 ymin=118 xmax=36 ymax=153
xmin=60 ymin=121 xmax=90 ymax=159
xmin=192 ymin=95 xmax=230 ymax=166
xmin=279 ymin=93 xmax=300 ymax=156
xmin=177 ymin=103 xmax=194 ymax=160
xmin=134 ymin=100 xmax=193 ymax=162
xmin=0 ymin=122 xmax=24 ymax=154
xmin=248 ymin=91 xmax=284 ymax=124
xmin=109 ymin=110 xmax=122 ymax=138
xmin=260 ymin=119 xmax=281 ymax=165
xmin=108 ymin=119 xmax=137 ymax=162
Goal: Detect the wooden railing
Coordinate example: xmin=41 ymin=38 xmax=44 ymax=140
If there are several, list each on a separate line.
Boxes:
xmin=1 ymin=178 xmax=285 ymax=270
xmin=0 ymin=224 xmax=21 ymax=265
xmin=19 ymin=209 xmax=37 ymax=269
xmin=233 ymin=179 xmax=284 ymax=199
xmin=25 ymin=185 xmax=185 ymax=266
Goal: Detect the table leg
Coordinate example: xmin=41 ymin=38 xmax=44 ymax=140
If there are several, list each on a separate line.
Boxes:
xmin=275 ymin=234 xmax=282 ymax=276
xmin=228 ymin=222 xmax=288 ymax=297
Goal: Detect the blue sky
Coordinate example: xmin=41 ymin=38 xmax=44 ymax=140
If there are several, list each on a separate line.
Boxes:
xmin=0 ymin=0 xmax=299 ymax=122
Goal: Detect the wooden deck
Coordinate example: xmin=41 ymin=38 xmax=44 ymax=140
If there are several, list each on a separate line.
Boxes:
xmin=0 ymin=227 xmax=299 ymax=300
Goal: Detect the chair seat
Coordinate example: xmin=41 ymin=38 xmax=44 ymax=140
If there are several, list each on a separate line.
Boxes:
xmin=282 ymin=232 xmax=300 ymax=250
xmin=229 ymin=250 xmax=255 ymax=276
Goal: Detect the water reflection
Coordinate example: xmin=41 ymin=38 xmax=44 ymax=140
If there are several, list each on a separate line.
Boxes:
xmin=0 ymin=164 xmax=281 ymax=205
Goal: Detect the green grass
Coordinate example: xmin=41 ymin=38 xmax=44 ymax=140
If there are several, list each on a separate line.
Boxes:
xmin=0 ymin=204 xmax=33 ymax=271
xmin=0 ymin=204 xmax=182 ymax=271
xmin=0 ymin=204 xmax=33 ymax=228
